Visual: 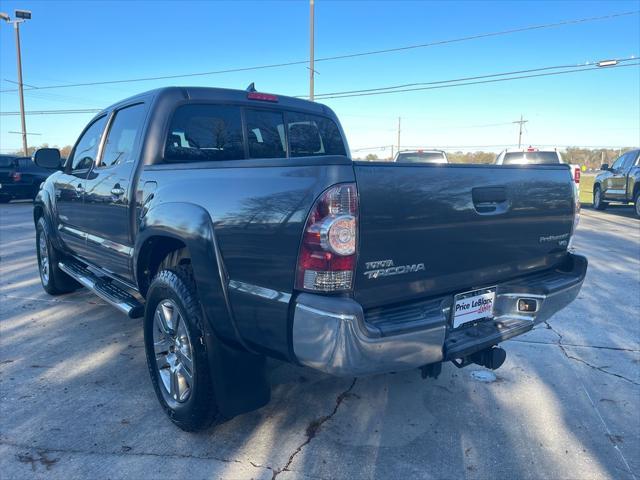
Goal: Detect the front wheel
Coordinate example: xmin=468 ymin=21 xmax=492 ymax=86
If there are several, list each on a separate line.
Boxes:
xmin=634 ymin=191 xmax=640 ymax=218
xmin=593 ymin=186 xmax=607 ymax=210
xmin=36 ymin=217 xmax=80 ymax=295
xmin=144 ymin=266 xmax=219 ymax=431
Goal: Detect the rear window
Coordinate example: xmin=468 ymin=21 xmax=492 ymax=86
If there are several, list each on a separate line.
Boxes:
xmin=165 ymin=104 xmax=245 ymax=162
xmin=287 ymin=112 xmax=346 ymax=157
xmin=246 ymin=109 xmax=287 ymax=159
xmin=0 ymin=157 xmax=18 ymax=168
xmin=396 ymin=152 xmax=446 ymax=164
xmin=502 ymin=152 xmax=560 ymax=165
xmin=164 ymin=104 xmax=347 ymax=162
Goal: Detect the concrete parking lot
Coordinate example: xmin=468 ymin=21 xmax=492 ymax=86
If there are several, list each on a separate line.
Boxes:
xmin=0 ymin=201 xmax=638 ymax=480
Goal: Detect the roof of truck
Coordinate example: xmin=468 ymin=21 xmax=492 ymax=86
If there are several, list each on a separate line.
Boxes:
xmin=100 ymin=86 xmax=332 ymax=117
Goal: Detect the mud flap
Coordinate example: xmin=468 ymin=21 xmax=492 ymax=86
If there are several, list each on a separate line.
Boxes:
xmin=205 ymin=330 xmax=271 ymax=419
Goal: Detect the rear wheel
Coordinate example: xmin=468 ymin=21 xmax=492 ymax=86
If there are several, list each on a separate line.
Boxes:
xmin=144 ymin=266 xmax=219 ymax=431
xmin=634 ymin=191 xmax=640 ymax=218
xmin=0 ymin=194 xmax=11 ymax=204
xmin=593 ymin=186 xmax=607 ymax=210
xmin=36 ymin=217 xmax=80 ymax=295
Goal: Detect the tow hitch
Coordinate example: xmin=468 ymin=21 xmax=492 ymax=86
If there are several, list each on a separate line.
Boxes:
xmin=451 ymin=346 xmax=507 ymax=371
xmin=419 ymin=346 xmax=507 ymax=379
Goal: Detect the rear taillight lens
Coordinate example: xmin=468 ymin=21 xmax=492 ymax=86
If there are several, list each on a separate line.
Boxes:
xmin=574 ymin=167 xmax=581 ymax=184
xmin=11 ymin=171 xmax=22 ymax=182
xmin=568 ymin=184 xmax=580 ymax=250
xmin=296 ymin=183 xmax=358 ymax=292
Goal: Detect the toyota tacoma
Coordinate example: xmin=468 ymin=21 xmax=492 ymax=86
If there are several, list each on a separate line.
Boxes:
xmin=33 ymin=86 xmax=587 ymax=431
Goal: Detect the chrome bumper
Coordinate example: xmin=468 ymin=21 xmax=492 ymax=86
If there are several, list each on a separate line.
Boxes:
xmin=292 ymin=254 xmax=587 ymax=377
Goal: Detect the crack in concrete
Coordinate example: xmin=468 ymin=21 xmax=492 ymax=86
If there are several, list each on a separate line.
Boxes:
xmin=544 ymin=322 xmax=639 ymax=386
xmin=512 ymin=338 xmax=640 ymax=353
xmin=0 ymin=440 xmax=261 ymax=470
xmin=271 ymin=378 xmax=357 ymax=480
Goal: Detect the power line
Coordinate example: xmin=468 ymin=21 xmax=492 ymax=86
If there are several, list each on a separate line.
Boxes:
xmin=312 ymin=62 xmax=640 ymax=100
xmin=308 ymin=57 xmax=638 ymax=98
xmin=0 ymin=108 xmax=101 ymax=116
xmin=0 ymin=10 xmax=637 ymax=94
xmin=1 ymin=58 xmax=637 ymax=116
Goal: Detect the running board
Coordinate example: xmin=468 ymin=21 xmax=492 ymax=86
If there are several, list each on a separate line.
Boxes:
xmin=58 ymin=261 xmax=144 ymax=318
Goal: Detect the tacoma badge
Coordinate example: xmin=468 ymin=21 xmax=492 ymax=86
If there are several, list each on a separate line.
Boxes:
xmin=364 ymin=259 xmax=426 ymax=279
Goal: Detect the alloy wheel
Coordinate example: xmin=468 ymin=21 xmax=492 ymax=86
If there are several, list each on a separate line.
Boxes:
xmin=38 ymin=229 xmax=50 ymax=285
xmin=153 ymin=299 xmax=194 ymax=403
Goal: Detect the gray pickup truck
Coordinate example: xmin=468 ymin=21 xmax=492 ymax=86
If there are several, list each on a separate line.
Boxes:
xmin=33 ymin=86 xmax=587 ymax=431
xmin=593 ymin=148 xmax=640 ymax=216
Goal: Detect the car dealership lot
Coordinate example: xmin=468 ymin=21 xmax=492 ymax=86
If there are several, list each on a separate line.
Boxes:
xmin=0 ymin=202 xmax=638 ymax=480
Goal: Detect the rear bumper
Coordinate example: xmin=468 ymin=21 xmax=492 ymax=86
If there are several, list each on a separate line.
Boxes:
xmin=292 ymin=253 xmax=587 ymax=376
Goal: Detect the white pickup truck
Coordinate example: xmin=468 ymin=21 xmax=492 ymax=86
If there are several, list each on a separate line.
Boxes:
xmin=495 ymin=147 xmax=581 ymax=192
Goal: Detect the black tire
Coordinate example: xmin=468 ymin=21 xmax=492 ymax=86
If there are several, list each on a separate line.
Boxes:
xmin=593 ymin=185 xmax=607 ymax=210
xmin=144 ymin=265 xmax=219 ymax=431
xmin=0 ymin=194 xmax=11 ymax=204
xmin=634 ymin=190 xmax=640 ymax=218
xmin=36 ymin=217 xmax=80 ymax=295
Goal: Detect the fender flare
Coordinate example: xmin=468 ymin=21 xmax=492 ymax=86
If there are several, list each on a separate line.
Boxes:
xmin=136 ymin=202 xmax=249 ymax=351
xmin=33 ymin=184 xmax=65 ymax=251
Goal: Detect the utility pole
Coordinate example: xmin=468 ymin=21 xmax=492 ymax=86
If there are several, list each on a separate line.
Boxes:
xmin=513 ymin=115 xmax=528 ymax=149
xmin=309 ymin=0 xmax=315 ymax=101
xmin=1 ymin=10 xmax=32 ymax=157
xmin=15 ymin=21 xmax=28 ymax=156
xmin=397 ymin=117 xmax=401 ymax=153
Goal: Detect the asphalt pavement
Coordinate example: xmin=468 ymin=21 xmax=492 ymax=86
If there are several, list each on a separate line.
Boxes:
xmin=0 ymin=201 xmax=638 ymax=480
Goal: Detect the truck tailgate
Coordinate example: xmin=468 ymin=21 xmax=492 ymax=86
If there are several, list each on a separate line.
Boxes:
xmin=353 ymin=162 xmax=575 ymax=309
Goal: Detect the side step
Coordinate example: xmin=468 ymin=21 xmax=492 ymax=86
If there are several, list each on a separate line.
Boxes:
xmin=59 ymin=261 xmax=144 ymax=318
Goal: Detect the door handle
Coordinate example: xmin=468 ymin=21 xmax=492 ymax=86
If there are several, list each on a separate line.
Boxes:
xmin=75 ymin=184 xmax=84 ymax=193
xmin=472 ymin=186 xmax=509 ymax=215
xmin=111 ymin=187 xmax=125 ymax=196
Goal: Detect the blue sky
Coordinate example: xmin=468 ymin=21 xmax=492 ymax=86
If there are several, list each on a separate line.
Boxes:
xmin=0 ymin=0 xmax=638 ymax=156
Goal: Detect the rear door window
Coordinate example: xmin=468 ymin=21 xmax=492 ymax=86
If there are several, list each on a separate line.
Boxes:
xmin=287 ymin=112 xmax=346 ymax=157
xmin=165 ymin=104 xmax=244 ymax=162
xmin=246 ymin=109 xmax=287 ymax=159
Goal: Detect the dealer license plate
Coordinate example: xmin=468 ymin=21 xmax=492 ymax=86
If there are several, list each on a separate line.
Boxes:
xmin=452 ymin=287 xmax=496 ymax=329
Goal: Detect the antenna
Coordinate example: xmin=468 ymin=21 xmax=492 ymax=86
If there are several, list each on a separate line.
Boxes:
xmin=246 ymin=82 xmax=256 ymax=92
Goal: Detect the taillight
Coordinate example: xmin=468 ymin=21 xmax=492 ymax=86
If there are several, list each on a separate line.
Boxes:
xmin=568 ymin=184 xmax=580 ymax=250
xmin=574 ymin=167 xmax=581 ymax=184
xmin=11 ymin=171 xmax=22 ymax=182
xmin=296 ymin=183 xmax=358 ymax=292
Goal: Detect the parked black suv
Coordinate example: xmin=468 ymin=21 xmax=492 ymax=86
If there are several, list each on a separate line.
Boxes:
xmin=0 ymin=154 xmax=53 ymax=203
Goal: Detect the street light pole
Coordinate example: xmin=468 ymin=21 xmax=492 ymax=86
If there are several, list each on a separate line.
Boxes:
xmin=1 ymin=9 xmax=31 ymax=157
xmin=14 ymin=21 xmax=28 ymax=156
xmin=309 ymin=0 xmax=315 ymax=101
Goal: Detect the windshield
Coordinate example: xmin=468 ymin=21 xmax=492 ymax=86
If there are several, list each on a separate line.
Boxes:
xmin=396 ymin=152 xmax=446 ymax=164
xmin=502 ymin=151 xmax=560 ymax=165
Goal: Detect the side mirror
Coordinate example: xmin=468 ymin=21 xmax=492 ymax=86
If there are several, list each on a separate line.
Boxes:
xmin=601 ymin=163 xmax=609 ymax=171
xmin=34 ymin=148 xmax=62 ymax=169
